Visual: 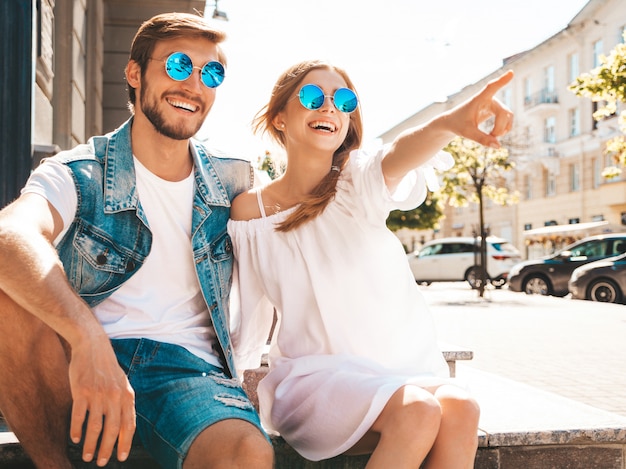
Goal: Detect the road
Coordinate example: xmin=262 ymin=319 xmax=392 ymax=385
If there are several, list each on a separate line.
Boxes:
xmin=420 ymin=282 xmax=626 ymax=417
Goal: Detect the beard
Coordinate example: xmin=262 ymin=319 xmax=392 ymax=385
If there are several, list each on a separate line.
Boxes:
xmin=138 ymin=77 xmax=207 ymax=140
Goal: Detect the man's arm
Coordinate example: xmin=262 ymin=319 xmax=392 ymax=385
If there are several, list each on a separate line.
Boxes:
xmin=0 ymin=193 xmax=135 ymax=466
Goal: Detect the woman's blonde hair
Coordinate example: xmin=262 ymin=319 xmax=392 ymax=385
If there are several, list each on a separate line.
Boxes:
xmin=253 ymin=60 xmax=363 ymax=231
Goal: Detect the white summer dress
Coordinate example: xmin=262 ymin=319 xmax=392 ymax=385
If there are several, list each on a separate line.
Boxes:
xmin=227 ymin=145 xmax=454 ymax=461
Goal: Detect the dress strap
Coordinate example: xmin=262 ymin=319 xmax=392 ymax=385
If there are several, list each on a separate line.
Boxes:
xmin=256 ymin=189 xmax=267 ymax=218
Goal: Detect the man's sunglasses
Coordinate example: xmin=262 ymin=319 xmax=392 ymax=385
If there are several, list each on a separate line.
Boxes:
xmin=298 ymin=84 xmax=358 ymax=113
xmin=155 ymin=52 xmax=225 ymax=88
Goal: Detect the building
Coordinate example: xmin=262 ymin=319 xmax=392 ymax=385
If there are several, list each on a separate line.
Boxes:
xmin=379 ymin=0 xmax=626 ymax=259
xmin=0 ymin=0 xmax=207 ymax=208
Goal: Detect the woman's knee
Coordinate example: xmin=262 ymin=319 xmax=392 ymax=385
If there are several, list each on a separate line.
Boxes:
xmin=378 ymin=386 xmax=442 ymax=436
xmin=436 ymin=385 xmax=480 ymax=427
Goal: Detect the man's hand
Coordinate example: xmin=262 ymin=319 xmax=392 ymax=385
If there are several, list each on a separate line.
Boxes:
xmin=68 ymin=334 xmax=136 ymax=466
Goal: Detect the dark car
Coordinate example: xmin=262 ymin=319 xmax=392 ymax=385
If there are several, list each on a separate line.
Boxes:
xmin=508 ymin=233 xmax=626 ymax=297
xmin=568 ymin=252 xmax=626 ymax=303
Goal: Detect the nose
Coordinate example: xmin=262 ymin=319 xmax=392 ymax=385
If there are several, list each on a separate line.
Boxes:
xmin=182 ymin=67 xmax=205 ymax=93
xmin=319 ymin=95 xmax=336 ymax=113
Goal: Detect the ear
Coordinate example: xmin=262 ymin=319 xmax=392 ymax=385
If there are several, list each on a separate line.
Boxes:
xmin=125 ymin=60 xmax=141 ymax=89
xmin=272 ymin=114 xmax=286 ymax=131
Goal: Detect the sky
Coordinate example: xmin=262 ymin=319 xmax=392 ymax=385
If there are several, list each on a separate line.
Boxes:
xmin=198 ymin=0 xmax=591 ymax=162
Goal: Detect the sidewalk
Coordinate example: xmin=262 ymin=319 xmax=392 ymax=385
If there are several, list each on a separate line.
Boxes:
xmin=422 ymin=282 xmax=626 ymax=417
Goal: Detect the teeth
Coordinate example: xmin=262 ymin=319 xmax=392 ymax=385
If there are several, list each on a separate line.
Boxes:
xmin=310 ymin=121 xmax=337 ymax=132
xmin=167 ymin=99 xmax=197 ymax=112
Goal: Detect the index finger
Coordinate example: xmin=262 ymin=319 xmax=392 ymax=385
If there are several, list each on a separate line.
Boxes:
xmin=482 ymin=70 xmax=514 ymax=98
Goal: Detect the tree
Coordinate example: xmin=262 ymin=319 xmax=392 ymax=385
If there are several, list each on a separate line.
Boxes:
xmin=569 ymin=33 xmax=626 ymax=178
xmin=439 ymin=137 xmax=519 ymax=297
xmin=386 ymin=192 xmax=443 ymax=233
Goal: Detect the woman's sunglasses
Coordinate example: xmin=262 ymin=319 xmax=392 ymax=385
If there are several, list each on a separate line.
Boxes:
xmin=155 ymin=52 xmax=225 ymax=88
xmin=298 ymin=84 xmax=358 ymax=113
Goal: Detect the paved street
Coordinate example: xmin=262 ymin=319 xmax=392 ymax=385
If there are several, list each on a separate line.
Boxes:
xmin=421 ymin=282 xmax=626 ymax=417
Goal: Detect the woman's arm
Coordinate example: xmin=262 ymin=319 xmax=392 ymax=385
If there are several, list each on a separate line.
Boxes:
xmin=381 ymin=71 xmax=514 ymax=190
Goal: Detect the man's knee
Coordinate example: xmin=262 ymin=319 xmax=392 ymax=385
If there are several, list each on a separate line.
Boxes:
xmin=184 ymin=419 xmax=273 ymax=469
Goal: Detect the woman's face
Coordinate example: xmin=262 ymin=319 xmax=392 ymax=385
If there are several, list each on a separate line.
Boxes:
xmin=276 ymin=68 xmax=353 ymax=155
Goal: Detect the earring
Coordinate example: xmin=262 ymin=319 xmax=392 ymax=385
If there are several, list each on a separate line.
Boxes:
xmin=277 ymin=123 xmax=285 ymax=130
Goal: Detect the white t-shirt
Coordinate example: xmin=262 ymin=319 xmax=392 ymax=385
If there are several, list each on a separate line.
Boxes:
xmin=23 ymin=155 xmax=220 ymax=367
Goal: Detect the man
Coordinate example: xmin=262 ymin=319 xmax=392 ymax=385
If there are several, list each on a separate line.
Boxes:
xmin=0 ymin=12 xmax=273 ymax=469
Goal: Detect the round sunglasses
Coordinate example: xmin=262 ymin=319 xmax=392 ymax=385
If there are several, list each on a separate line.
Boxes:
xmin=298 ymin=84 xmax=358 ymax=113
xmin=155 ymin=52 xmax=225 ymax=88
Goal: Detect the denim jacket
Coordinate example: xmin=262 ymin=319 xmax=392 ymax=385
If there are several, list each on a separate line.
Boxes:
xmin=52 ymin=118 xmax=252 ymax=377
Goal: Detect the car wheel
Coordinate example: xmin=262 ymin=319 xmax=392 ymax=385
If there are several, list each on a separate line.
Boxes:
xmin=416 ymin=280 xmax=431 ymax=286
xmin=523 ymin=275 xmax=551 ymax=295
xmin=588 ymin=279 xmax=622 ymax=303
xmin=466 ymin=266 xmax=488 ymax=289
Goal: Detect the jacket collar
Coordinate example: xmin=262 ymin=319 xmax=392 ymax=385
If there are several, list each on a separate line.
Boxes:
xmin=100 ymin=117 xmax=230 ymax=213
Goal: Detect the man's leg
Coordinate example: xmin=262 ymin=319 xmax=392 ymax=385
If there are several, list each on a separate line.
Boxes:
xmin=184 ymin=419 xmax=273 ymax=469
xmin=0 ymin=289 xmax=73 ymax=469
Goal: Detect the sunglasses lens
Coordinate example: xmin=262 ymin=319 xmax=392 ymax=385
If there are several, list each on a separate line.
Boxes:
xmin=334 ymin=88 xmax=358 ymax=113
xmin=299 ymin=84 xmax=325 ymax=110
xmin=165 ymin=52 xmax=193 ymax=81
xmin=202 ymin=61 xmax=225 ymax=88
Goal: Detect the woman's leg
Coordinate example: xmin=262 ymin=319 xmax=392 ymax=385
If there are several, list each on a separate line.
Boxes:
xmin=422 ymin=384 xmax=480 ymax=469
xmin=347 ymin=384 xmax=479 ymax=469
xmin=349 ymin=385 xmax=442 ymax=469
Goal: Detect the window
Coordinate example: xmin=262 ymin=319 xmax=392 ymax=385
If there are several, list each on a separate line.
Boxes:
xmin=593 ymin=40 xmax=604 ymax=67
xmin=570 ymin=163 xmax=580 ymax=192
xmin=546 ymin=170 xmax=556 ymax=196
xmin=502 ymin=87 xmax=512 ymax=109
xmin=569 ymin=53 xmax=579 ymax=83
xmin=544 ymin=116 xmax=556 ymax=143
xmin=569 ymin=108 xmax=580 ymax=137
xmin=544 ymin=65 xmax=555 ymax=92
xmin=593 ymin=158 xmax=602 ymax=188
xmin=524 ymin=174 xmax=532 ymax=200
xmin=570 ymin=240 xmax=607 ymax=258
xmin=524 ymin=78 xmax=532 ymax=105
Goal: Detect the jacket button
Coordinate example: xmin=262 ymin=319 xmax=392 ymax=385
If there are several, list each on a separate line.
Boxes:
xmin=126 ymin=260 xmax=136 ymax=272
xmin=96 ymin=253 xmax=107 ymax=265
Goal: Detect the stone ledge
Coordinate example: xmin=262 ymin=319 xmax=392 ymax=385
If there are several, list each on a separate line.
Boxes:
xmin=4 ymin=364 xmax=626 ymax=468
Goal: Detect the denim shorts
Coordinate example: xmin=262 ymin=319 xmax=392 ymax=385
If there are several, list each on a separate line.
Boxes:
xmin=111 ymin=338 xmax=268 ymax=469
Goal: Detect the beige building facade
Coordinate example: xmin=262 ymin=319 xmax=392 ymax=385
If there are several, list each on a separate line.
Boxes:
xmin=31 ymin=0 xmax=206 ymax=164
xmin=380 ymin=0 xmax=626 ymax=259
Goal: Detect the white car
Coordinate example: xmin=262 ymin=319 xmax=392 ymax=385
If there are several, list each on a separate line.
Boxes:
xmin=407 ymin=236 xmax=521 ymax=288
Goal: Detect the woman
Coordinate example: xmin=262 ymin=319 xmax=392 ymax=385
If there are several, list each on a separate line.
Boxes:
xmin=228 ymin=60 xmax=513 ymax=468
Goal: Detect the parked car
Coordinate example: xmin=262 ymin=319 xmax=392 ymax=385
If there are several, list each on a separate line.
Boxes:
xmin=568 ymin=252 xmax=626 ymax=303
xmin=406 ymin=236 xmax=521 ymax=288
xmin=508 ymin=233 xmax=626 ymax=297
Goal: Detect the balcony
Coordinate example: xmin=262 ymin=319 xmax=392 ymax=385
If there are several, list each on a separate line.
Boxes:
xmin=524 ymin=89 xmax=559 ymax=115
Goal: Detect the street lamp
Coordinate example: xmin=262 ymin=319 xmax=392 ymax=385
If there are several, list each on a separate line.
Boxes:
xmin=212 ymin=1 xmax=229 ymax=21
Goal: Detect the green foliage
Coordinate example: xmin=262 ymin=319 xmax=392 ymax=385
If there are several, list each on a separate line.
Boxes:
xmin=258 ymin=151 xmax=285 ymax=180
xmin=386 ymin=192 xmax=443 ymax=231
xmin=569 ymin=32 xmax=626 ymax=176
xmin=439 ymin=137 xmax=518 ymax=208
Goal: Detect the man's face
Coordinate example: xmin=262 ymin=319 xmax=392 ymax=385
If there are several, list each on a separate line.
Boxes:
xmin=133 ymin=37 xmax=221 ymax=140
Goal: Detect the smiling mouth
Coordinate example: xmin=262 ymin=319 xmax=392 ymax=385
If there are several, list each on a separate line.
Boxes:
xmin=309 ymin=121 xmax=337 ymax=133
xmin=167 ymin=98 xmax=198 ymax=113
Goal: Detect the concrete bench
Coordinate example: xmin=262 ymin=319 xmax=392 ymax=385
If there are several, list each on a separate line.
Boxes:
xmin=4 ymin=357 xmax=626 ymax=468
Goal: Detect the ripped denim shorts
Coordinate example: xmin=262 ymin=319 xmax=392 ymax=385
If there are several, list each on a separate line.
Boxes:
xmin=111 ymin=338 xmax=268 ymax=469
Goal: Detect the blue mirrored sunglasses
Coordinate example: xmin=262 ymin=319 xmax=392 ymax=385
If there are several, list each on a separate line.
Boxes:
xmin=298 ymin=84 xmax=358 ymax=113
xmin=157 ymin=52 xmax=225 ymax=88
